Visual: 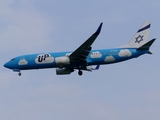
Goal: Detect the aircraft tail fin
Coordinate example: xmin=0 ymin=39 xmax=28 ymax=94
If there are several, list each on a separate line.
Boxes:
xmin=121 ymin=21 xmax=151 ymax=48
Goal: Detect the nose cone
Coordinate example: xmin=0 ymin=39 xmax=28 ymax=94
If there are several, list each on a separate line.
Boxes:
xmin=4 ymin=62 xmax=11 ymax=69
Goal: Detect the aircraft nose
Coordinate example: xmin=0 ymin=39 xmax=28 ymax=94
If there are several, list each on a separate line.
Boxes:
xmin=4 ymin=62 xmax=10 ymax=69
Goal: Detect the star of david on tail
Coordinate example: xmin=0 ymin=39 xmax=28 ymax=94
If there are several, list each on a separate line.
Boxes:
xmin=135 ymin=35 xmax=144 ymax=44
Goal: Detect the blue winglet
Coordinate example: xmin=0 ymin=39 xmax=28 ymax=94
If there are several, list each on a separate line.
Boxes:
xmin=95 ymin=65 xmax=100 ymax=70
xmin=94 ymin=22 xmax=103 ymax=35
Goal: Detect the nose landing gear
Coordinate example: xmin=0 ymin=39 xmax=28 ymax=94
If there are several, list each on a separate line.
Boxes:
xmin=13 ymin=69 xmax=21 ymax=76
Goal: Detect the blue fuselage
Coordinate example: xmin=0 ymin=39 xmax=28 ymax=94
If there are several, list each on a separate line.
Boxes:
xmin=4 ymin=48 xmax=147 ymax=71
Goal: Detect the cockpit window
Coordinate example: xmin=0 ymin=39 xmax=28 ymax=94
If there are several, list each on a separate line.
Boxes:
xmin=10 ymin=58 xmax=16 ymax=61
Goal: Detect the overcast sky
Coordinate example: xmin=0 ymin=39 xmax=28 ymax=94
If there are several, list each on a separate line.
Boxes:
xmin=0 ymin=0 xmax=160 ymax=120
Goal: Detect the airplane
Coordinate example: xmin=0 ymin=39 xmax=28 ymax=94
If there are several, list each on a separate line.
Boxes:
xmin=4 ymin=21 xmax=156 ymax=76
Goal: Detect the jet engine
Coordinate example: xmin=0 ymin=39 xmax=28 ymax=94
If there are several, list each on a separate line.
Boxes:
xmin=56 ymin=68 xmax=73 ymax=75
xmin=55 ymin=56 xmax=70 ymax=65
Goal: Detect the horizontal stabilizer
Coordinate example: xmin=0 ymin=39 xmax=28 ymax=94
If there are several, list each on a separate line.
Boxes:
xmin=147 ymin=51 xmax=153 ymax=54
xmin=137 ymin=38 xmax=156 ymax=50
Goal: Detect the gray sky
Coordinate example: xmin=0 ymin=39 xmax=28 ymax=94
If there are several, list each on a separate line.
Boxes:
xmin=0 ymin=0 xmax=160 ymax=120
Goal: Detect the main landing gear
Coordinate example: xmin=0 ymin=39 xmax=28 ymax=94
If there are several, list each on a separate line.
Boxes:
xmin=78 ymin=70 xmax=83 ymax=76
xmin=77 ymin=64 xmax=83 ymax=76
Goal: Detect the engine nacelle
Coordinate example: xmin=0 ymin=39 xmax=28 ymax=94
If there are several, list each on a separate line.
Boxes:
xmin=55 ymin=56 xmax=70 ymax=65
xmin=56 ymin=68 xmax=72 ymax=75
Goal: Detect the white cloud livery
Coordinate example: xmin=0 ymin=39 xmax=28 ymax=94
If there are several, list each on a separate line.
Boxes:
xmin=118 ymin=49 xmax=132 ymax=57
xmin=18 ymin=59 xmax=28 ymax=65
xmin=90 ymin=51 xmax=102 ymax=58
xmin=104 ymin=56 xmax=116 ymax=62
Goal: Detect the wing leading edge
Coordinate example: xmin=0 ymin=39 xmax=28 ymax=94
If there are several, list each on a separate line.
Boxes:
xmin=69 ymin=23 xmax=103 ymax=62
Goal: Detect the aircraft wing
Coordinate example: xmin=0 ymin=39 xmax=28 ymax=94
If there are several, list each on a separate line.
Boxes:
xmin=69 ymin=23 xmax=103 ymax=62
